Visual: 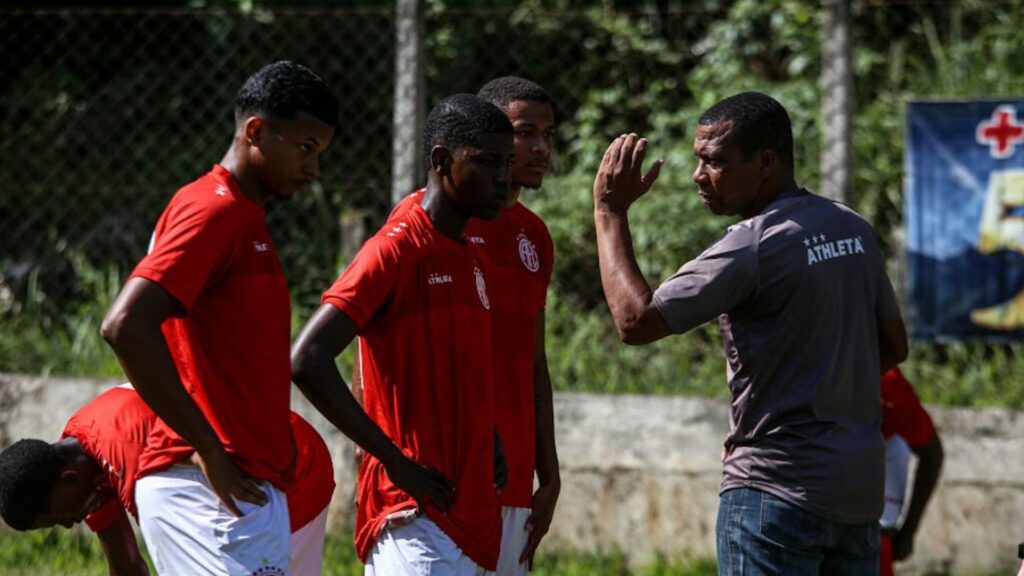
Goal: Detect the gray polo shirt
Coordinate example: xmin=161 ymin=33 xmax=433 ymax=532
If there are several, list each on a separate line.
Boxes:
xmin=652 ymin=189 xmax=901 ymax=524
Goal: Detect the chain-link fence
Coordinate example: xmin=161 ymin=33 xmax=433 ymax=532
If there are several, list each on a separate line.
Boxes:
xmin=3 ymin=3 xmax=1023 ymax=398
xmin=0 ymin=7 xmax=395 ymax=319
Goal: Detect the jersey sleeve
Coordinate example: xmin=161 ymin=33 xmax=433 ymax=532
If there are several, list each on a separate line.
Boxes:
xmin=652 ymin=224 xmax=759 ymax=334
xmin=84 ymin=498 xmax=123 ymax=533
xmin=876 ymin=266 xmax=902 ymax=322
xmin=130 ymin=197 xmax=240 ymax=312
xmin=881 ymin=367 xmax=936 ymax=448
xmin=322 ymin=235 xmax=402 ymax=329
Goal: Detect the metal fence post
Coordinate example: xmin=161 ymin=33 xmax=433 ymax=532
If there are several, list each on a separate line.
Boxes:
xmin=391 ymin=0 xmax=425 ymax=207
xmin=821 ymin=0 xmax=851 ymax=203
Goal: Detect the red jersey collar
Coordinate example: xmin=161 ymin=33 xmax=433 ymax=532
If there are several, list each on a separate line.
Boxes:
xmin=211 ymin=164 xmax=264 ymax=212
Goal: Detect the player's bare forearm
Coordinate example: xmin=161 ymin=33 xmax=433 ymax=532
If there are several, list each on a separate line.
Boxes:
xmin=100 ymin=277 xmax=222 ymax=457
xmin=594 ymin=211 xmax=670 ymax=345
xmin=97 ymin=512 xmax=151 ymax=576
xmin=902 ymin=433 xmax=944 ymax=540
xmin=533 ymin=311 xmax=560 ymax=489
xmin=292 ymin=304 xmax=409 ymax=469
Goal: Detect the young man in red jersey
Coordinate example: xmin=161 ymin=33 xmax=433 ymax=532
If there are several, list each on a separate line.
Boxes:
xmin=372 ymin=77 xmax=561 ymax=574
xmin=291 ymin=93 xmax=513 ymax=575
xmin=472 ymin=76 xmax=560 ymax=575
xmin=879 ymin=366 xmax=944 ymax=576
xmin=0 ymin=385 xmax=336 ymax=576
xmin=100 ymin=61 xmax=337 ymax=574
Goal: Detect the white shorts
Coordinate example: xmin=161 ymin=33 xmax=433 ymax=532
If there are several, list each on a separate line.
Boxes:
xmin=136 ymin=462 xmax=292 ymax=576
xmin=496 ymin=506 xmax=531 ymax=576
xmin=365 ymin=515 xmax=493 ymax=576
xmin=291 ymin=506 xmax=328 ymax=576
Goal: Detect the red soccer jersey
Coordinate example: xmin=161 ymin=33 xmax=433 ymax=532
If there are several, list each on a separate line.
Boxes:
xmin=465 ymin=204 xmax=553 ymax=506
xmin=286 ymin=412 xmax=335 ymax=532
xmin=324 ymin=201 xmax=501 ymax=569
xmin=132 ymin=165 xmax=295 ymax=488
xmin=392 ymin=190 xmax=555 ymax=506
xmin=60 ymin=385 xmax=156 ymax=532
xmin=881 ymin=367 xmax=935 ymax=448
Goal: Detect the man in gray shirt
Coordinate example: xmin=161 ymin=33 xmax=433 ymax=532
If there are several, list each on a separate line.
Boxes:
xmin=592 ymin=91 xmax=908 ymax=575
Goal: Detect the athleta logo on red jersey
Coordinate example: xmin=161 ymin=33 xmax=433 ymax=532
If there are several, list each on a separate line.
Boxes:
xmin=427 ymin=273 xmax=453 ymax=285
xmin=253 ymin=241 xmax=270 ymax=253
xmin=517 ymin=232 xmax=540 ymax=272
xmin=468 ymin=236 xmax=485 ymax=244
xmin=474 ymin=266 xmax=490 ymax=309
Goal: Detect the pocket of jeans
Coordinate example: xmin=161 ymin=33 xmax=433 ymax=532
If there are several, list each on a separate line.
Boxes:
xmin=758 ymin=493 xmax=824 ymax=552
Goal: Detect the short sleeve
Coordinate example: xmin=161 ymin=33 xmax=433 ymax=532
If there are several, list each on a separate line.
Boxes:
xmin=322 ymin=236 xmax=402 ymax=329
xmin=876 ymin=267 xmax=902 ymax=322
xmin=881 ymin=367 xmax=935 ymax=448
xmin=84 ymin=498 xmax=123 ymax=533
xmin=130 ymin=197 xmax=240 ymax=312
xmin=652 ymin=224 xmax=759 ymax=334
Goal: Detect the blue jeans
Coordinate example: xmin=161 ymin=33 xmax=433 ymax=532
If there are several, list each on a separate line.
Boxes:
xmin=716 ymin=488 xmax=880 ymax=576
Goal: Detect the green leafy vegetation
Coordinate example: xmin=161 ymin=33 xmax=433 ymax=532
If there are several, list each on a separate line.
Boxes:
xmin=3 ymin=1 xmax=1024 ymax=406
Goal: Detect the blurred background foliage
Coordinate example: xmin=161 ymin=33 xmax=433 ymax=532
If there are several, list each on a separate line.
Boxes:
xmin=2 ymin=0 xmax=1023 ymax=405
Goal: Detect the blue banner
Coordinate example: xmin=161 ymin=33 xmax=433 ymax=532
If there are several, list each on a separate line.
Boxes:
xmin=906 ymin=101 xmax=1024 ymax=340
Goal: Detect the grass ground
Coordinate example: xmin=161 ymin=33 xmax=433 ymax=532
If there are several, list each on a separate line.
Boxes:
xmin=0 ymin=527 xmax=718 ymax=576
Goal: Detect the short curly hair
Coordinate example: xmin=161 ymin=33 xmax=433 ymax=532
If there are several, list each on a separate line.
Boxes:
xmin=0 ymin=439 xmax=64 ymax=531
xmin=698 ymin=91 xmax=794 ymax=173
xmin=235 ymin=60 xmax=339 ymax=128
xmin=422 ymin=94 xmax=513 ymax=168
xmin=477 ymin=76 xmax=552 ymax=112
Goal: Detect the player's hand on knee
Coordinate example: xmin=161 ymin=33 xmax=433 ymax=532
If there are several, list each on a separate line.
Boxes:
xmin=192 ymin=448 xmax=267 ymax=516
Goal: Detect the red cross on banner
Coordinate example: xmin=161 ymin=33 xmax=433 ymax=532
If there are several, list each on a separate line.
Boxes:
xmin=976 ymin=105 xmax=1024 ymax=159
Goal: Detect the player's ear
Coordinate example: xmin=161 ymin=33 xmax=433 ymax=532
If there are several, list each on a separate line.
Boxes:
xmin=243 ymin=116 xmax=265 ymax=147
xmin=58 ymin=468 xmax=78 ymax=484
xmin=758 ymin=148 xmax=777 ymax=178
xmin=430 ymin=145 xmax=452 ymax=176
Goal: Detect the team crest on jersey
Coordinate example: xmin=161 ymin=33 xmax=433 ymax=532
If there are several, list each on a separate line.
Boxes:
xmin=474 ymin=266 xmax=490 ymax=310
xmin=517 ymin=232 xmax=540 ymax=272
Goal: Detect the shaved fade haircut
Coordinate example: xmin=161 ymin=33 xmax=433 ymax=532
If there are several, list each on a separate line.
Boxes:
xmin=235 ymin=60 xmax=339 ymax=128
xmin=423 ymin=94 xmax=513 ymax=168
xmin=477 ymin=76 xmax=552 ymax=112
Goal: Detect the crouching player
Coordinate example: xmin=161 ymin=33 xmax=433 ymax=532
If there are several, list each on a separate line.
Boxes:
xmin=0 ymin=384 xmax=335 ymax=576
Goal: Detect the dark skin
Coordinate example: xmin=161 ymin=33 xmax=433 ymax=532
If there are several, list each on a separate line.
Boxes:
xmin=291 ymin=133 xmax=513 ymax=514
xmin=593 ymin=129 xmax=909 ymax=370
xmin=891 ymin=433 xmax=943 ymax=561
xmin=498 ymin=98 xmax=561 ymax=570
xmin=32 ymin=439 xmax=149 ymax=576
xmin=101 ymin=111 xmax=334 ymax=516
xmin=350 ymin=107 xmax=560 ymax=564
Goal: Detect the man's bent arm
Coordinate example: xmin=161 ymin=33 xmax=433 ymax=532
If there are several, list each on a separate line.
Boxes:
xmin=96 ymin=510 xmax=151 ymax=576
xmin=291 ymin=303 xmax=456 ymax=511
xmin=594 ymin=209 xmax=671 ymax=345
xmin=100 ymin=277 xmax=264 ymax=514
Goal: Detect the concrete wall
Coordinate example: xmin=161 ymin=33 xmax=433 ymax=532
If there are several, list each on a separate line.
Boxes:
xmin=1 ymin=373 xmax=1021 ymax=574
